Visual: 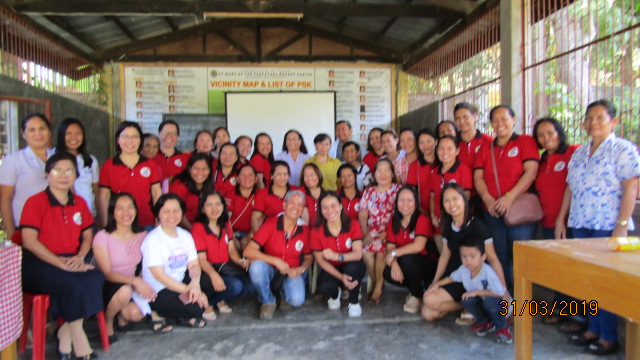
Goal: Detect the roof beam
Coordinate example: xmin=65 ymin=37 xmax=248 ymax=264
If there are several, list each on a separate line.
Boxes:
xmin=164 ymin=17 xmax=178 ymax=31
xmin=372 ymin=0 xmax=412 ymax=43
xmin=105 ymin=16 xmax=137 ymax=41
xmin=13 ymin=1 xmax=464 ymax=18
xmin=264 ymin=31 xmax=306 ymax=58
xmin=213 ymin=30 xmax=255 ymax=59
xmin=44 ymin=15 xmax=96 ymax=50
xmin=124 ymin=54 xmax=397 ymax=63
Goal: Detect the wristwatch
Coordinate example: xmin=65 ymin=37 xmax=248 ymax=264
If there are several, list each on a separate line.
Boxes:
xmin=338 ymin=253 xmax=345 ymax=262
xmin=390 ymin=250 xmax=397 ymax=258
xmin=617 ymin=219 xmax=629 ymax=227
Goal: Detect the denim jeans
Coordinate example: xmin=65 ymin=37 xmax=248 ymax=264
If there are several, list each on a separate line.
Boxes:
xmin=200 ymin=273 xmax=255 ymax=304
xmin=248 ymin=260 xmax=306 ymax=306
xmin=460 ymin=295 xmax=507 ymax=330
xmin=484 ymin=211 xmax=537 ymax=292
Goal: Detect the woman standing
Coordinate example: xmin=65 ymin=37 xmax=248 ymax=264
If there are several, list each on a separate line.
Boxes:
xmin=93 ymin=193 xmax=156 ymax=338
xmin=362 ymin=128 xmax=384 ymax=171
xmin=249 ymin=133 xmax=274 ymax=189
xmin=473 ymin=105 xmax=539 ymax=290
xmin=422 ymin=184 xmax=505 ymax=322
xmin=383 ymin=186 xmax=438 ymax=313
xmin=399 ymin=128 xmax=419 ymax=165
xmin=169 ymin=153 xmax=214 ymax=230
xmin=251 ymin=161 xmax=293 ymax=233
xmin=337 ymin=164 xmax=361 ymax=221
xmin=381 ymin=129 xmax=408 ymax=184
xmin=229 ymin=165 xmax=258 ymax=247
xmin=300 ymin=163 xmax=325 ymax=226
xmin=55 ymin=118 xmax=100 ymax=218
xmin=436 ymin=120 xmax=460 ymax=139
xmin=0 ymin=113 xmax=53 ymax=238
xmin=305 ymin=134 xmax=342 ymax=191
xmin=556 ymin=100 xmax=640 ymax=355
xmin=21 ymin=152 xmax=104 ymax=359
xmin=234 ymin=136 xmax=253 ymax=166
xmin=193 ymin=130 xmax=214 ymax=156
xmin=358 ymin=159 xmax=401 ymax=303
xmin=275 ymin=130 xmax=310 ymax=187
xmin=311 ymin=191 xmax=365 ymax=317
xmin=99 ymin=121 xmax=162 ymax=231
xmin=192 ymin=191 xmax=254 ymax=316
xmin=141 ymin=134 xmax=160 ymax=160
xmin=407 ymin=128 xmax=438 ymax=216
xmin=153 ymin=120 xmax=189 ymax=180
xmin=138 ymin=194 xmax=211 ymax=329
xmin=212 ymin=127 xmax=231 ymax=159
xmin=213 ymin=143 xmax=241 ymax=201
xmin=342 ymin=141 xmax=372 ymax=191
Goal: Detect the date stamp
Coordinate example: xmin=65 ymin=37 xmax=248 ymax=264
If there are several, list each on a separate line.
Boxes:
xmin=499 ymin=300 xmax=599 ymax=317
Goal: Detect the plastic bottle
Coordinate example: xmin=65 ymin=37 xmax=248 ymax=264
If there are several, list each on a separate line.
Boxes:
xmin=608 ymin=237 xmax=640 ymax=251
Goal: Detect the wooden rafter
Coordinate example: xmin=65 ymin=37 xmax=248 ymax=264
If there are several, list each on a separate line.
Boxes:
xmin=164 ymin=17 xmax=178 ymax=31
xmin=213 ymin=29 xmax=254 ymax=59
xmin=264 ymin=31 xmax=306 ymax=58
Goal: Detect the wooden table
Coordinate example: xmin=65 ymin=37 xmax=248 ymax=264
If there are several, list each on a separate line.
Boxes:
xmin=513 ymin=238 xmax=640 ymax=359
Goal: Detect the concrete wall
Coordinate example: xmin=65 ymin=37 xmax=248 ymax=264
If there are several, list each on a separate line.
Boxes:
xmin=0 ymin=74 xmax=111 ymax=164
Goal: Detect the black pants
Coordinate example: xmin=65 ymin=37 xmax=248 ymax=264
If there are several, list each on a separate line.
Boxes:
xmin=149 ymin=272 xmax=205 ymax=319
xmin=316 ymin=261 xmax=366 ymax=304
xmin=383 ymin=254 xmax=437 ymax=298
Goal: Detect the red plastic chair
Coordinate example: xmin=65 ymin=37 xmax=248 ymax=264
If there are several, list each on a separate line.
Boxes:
xmin=18 ymin=294 xmax=110 ymax=359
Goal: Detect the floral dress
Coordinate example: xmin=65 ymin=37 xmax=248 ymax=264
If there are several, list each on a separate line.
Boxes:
xmin=358 ymin=183 xmax=401 ymax=253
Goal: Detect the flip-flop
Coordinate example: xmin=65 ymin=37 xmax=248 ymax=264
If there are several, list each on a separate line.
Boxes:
xmin=455 ymin=312 xmax=475 ymax=326
xmin=187 ymin=318 xmax=207 ymax=328
xmin=585 ymin=341 xmax=619 ymax=355
xmin=203 ymin=311 xmax=217 ymax=321
xmin=151 ymin=320 xmax=173 ymax=334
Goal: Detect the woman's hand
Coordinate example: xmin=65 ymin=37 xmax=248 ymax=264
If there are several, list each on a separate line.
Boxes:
xmin=184 ymin=280 xmax=203 ymax=304
xmin=362 ymin=233 xmax=373 ymax=246
xmin=132 ymin=277 xmax=157 ymax=301
xmin=322 ymin=248 xmax=337 ymax=261
xmin=425 ymin=281 xmax=440 ymax=296
xmin=494 ymin=195 xmax=514 ymax=216
xmin=384 ymin=252 xmax=395 ymax=267
xmin=274 ymin=259 xmax=290 ymax=274
xmin=237 ymin=258 xmax=250 ymax=270
xmin=430 ymin=213 xmax=440 ymax=228
xmin=482 ymin=195 xmax=498 ymax=217
xmin=612 ymin=224 xmax=628 ymax=237
xmin=341 ymin=274 xmax=358 ymax=290
xmin=287 ymin=266 xmax=305 ymax=278
xmin=62 ymin=256 xmax=94 ymax=272
xmin=461 ymin=291 xmax=477 ymax=300
xmin=390 ymin=262 xmax=404 ymax=283
xmin=210 ymin=272 xmax=227 ymax=292
xmin=554 ymin=218 xmax=567 ymax=239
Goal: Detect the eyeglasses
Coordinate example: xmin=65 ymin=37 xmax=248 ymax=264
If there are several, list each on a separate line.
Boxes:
xmin=50 ymin=169 xmax=75 ymax=177
xmin=119 ymin=134 xmax=140 ymax=140
xmin=161 ymin=131 xmax=179 ymax=137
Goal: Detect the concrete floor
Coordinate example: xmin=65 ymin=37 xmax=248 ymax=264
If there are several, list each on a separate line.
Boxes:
xmin=25 ymin=284 xmax=627 ymax=360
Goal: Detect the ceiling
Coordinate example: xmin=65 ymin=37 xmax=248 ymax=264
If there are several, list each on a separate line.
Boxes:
xmin=1 ymin=0 xmax=493 ymax=67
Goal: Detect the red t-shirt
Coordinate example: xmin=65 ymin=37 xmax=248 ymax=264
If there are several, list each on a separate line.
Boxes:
xmin=407 ymin=160 xmax=437 ymax=214
xmin=252 ymin=215 xmax=310 ymax=268
xmin=363 ymin=152 xmax=382 ymax=173
xmin=385 ymin=214 xmax=432 ymax=256
xmin=253 ymin=185 xmax=297 ymax=218
xmin=474 ymin=134 xmax=540 ymax=199
xmin=191 ymin=222 xmax=233 ymax=264
xmin=459 ymin=131 xmax=493 ymax=169
xmin=213 ymin=168 xmax=238 ymax=201
xmin=304 ymin=189 xmax=322 ymax=227
xmin=310 ymin=220 xmax=363 ymax=266
xmin=99 ymin=156 xmax=162 ymax=227
xmin=229 ymin=189 xmax=256 ymax=233
xmin=535 ymin=144 xmax=579 ymax=228
xmin=430 ymin=159 xmax=473 ymax=217
xmin=249 ymin=154 xmax=272 ymax=188
xmin=153 ymin=150 xmax=189 ymax=180
xmin=168 ymin=179 xmax=200 ymax=224
xmin=20 ymin=189 xmax=94 ymax=254
xmin=337 ymin=188 xmax=361 ymax=221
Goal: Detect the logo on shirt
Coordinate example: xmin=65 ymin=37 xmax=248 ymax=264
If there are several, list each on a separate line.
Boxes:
xmin=140 ymin=166 xmax=151 ymax=177
xmin=409 ymin=231 xmax=415 ymax=239
xmin=354 ymin=203 xmax=360 ymax=211
xmin=224 ymin=233 xmax=229 ymax=244
xmin=475 ymin=145 xmax=482 ymax=153
xmin=482 ymin=280 xmax=489 ymax=290
xmin=448 ymin=179 xmax=457 ymax=184
xmin=174 ymin=159 xmax=183 ymax=167
xmin=508 ymin=147 xmax=519 ymax=157
xmin=73 ymin=212 xmax=82 ymax=225
xmin=295 ymin=240 xmax=304 ymax=252
xmin=554 ymin=161 xmax=566 ymax=171
xmin=168 ymin=250 xmax=188 ymax=270
xmin=345 ymin=238 xmax=352 ymax=249
xmin=230 ymin=177 xmax=237 ymax=186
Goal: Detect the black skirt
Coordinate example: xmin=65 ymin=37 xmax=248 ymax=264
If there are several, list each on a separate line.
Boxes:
xmin=22 ymin=250 xmax=105 ymax=322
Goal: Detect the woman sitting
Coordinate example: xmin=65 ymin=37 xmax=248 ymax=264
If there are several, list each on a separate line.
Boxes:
xmin=383 ymin=186 xmax=438 ymax=314
xmin=311 ymin=191 xmax=365 ymax=317
xmin=20 ymin=152 xmax=104 ymax=359
xmin=192 ymin=191 xmax=255 ymax=316
xmin=169 ymin=153 xmax=214 ymax=230
xmin=93 ymin=193 xmax=156 ymax=338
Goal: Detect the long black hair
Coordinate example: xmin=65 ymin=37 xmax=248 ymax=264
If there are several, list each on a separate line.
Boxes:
xmin=216 ymin=142 xmax=240 ymax=176
xmin=281 ymin=129 xmax=309 ymax=154
xmin=532 ymin=117 xmax=568 ymax=159
xmin=439 ymin=183 xmax=472 ymax=238
xmin=115 ymin=121 xmax=144 ymax=154
xmin=314 ymin=191 xmax=351 ymax=230
xmin=173 ymin=153 xmax=214 ymax=195
xmin=252 ymin=132 xmax=275 ymax=162
xmin=391 ymin=186 xmax=421 ymax=235
xmin=153 ymin=193 xmax=186 ymax=218
xmin=195 ymin=190 xmax=230 ymax=230
xmin=104 ymin=193 xmax=143 ymax=233
xmin=55 ymin=118 xmax=93 ymax=168
xmin=416 ymin=128 xmax=439 ymax=167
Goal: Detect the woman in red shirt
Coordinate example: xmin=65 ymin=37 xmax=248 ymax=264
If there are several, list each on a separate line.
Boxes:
xmin=212 ymin=127 xmax=231 ymax=159
xmin=407 ymin=128 xmax=438 ymax=215
xmin=213 ymin=143 xmax=241 ymax=202
xmin=229 ymin=165 xmax=258 ymax=245
xmin=169 ymin=153 xmax=213 ymax=230
xmin=251 ymin=161 xmax=293 ymax=233
xmin=363 ymin=127 xmax=384 ymax=171
xmin=337 ymin=164 xmax=361 ymax=221
xmin=301 ymin=163 xmax=325 ymax=226
xmin=192 ymin=191 xmax=254 ymax=316
xmin=249 ymin=132 xmax=274 ymax=189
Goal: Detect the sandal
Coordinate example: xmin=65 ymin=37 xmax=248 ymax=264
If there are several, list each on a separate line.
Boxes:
xmin=113 ymin=315 xmax=133 ymax=333
xmin=560 ymin=320 xmax=587 ymax=334
xmin=585 ymin=341 xmax=619 ymax=355
xmin=203 ymin=311 xmax=217 ymax=321
xmin=217 ymin=301 xmax=232 ymax=314
xmin=455 ymin=311 xmax=475 ymax=326
xmin=151 ymin=320 xmax=173 ymax=334
xmin=569 ymin=333 xmax=598 ymax=346
xmin=187 ymin=318 xmax=207 ymax=328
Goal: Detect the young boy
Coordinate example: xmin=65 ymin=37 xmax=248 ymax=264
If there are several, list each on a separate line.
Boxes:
xmin=431 ymin=237 xmax=511 ymax=344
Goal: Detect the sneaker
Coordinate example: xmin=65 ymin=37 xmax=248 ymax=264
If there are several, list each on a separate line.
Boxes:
xmin=403 ymin=295 xmax=421 ymax=314
xmin=471 ymin=322 xmax=495 ymax=337
xmin=496 ymin=327 xmax=513 ymax=344
xmin=259 ymin=304 xmax=276 ymax=320
xmin=348 ymin=303 xmax=362 ymax=317
xmin=328 ymin=296 xmax=341 ymax=310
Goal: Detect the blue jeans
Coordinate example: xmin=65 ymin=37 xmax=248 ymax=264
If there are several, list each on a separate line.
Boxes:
xmin=571 ymin=227 xmax=618 ymax=343
xmin=484 ymin=211 xmax=537 ymax=292
xmin=200 ymin=273 xmax=255 ymax=304
xmin=460 ymin=296 xmax=507 ymax=330
xmin=248 ymin=260 xmax=306 ymax=306
xmin=540 ymin=226 xmax=573 ymax=240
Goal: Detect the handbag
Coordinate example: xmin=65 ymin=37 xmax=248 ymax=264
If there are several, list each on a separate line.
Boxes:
xmin=490 ymin=144 xmax=543 ymax=226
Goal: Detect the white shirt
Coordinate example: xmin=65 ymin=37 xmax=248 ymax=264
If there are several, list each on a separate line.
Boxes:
xmin=275 ymin=151 xmax=310 ymax=187
xmin=74 ymin=154 xmax=100 ymax=217
xmin=450 ymin=262 xmax=505 ymax=296
xmin=355 ymin=162 xmax=372 ymax=191
xmin=0 ymin=147 xmax=53 ymax=226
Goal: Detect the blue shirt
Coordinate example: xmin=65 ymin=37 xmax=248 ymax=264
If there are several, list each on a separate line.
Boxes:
xmin=275 ymin=151 xmax=310 ymax=187
xmin=567 ymin=133 xmax=640 ymax=231
xmin=450 ymin=262 xmax=504 ymax=296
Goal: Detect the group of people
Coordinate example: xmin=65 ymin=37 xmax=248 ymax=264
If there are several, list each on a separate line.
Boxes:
xmin=0 ymin=98 xmax=637 ymax=358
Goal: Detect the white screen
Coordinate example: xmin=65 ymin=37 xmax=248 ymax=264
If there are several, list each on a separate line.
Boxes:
xmin=225 ymin=92 xmax=336 ymax=156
